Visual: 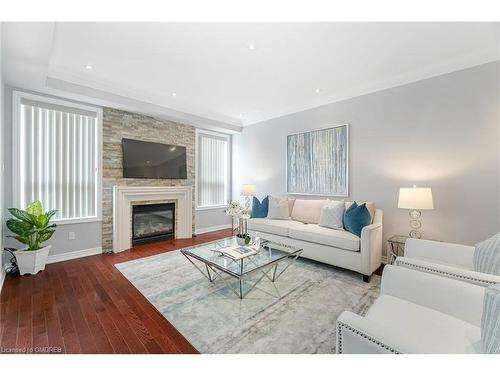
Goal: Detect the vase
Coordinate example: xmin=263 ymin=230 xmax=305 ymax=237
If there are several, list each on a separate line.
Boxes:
xmin=238 ymin=218 xmax=248 ymax=236
xmin=14 ymin=245 xmax=52 ymax=275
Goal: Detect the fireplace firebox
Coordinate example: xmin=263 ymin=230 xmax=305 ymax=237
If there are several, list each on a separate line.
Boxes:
xmin=132 ymin=203 xmax=175 ymax=245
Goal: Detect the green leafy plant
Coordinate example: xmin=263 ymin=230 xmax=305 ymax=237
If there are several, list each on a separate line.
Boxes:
xmin=236 ymin=233 xmax=251 ymax=244
xmin=6 ymin=200 xmax=57 ymax=251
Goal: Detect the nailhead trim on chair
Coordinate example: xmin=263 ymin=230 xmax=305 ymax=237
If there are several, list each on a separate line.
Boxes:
xmin=336 ymin=321 xmax=400 ymax=354
xmin=395 ymin=259 xmax=496 ymax=287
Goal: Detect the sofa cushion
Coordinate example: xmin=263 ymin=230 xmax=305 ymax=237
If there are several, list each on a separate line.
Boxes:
xmin=291 ymin=199 xmax=327 ymax=224
xmin=248 ymin=218 xmax=304 ymax=236
xmin=366 ymin=295 xmax=481 ymax=353
xmin=251 ymin=196 xmax=269 ymax=218
xmin=318 ymin=200 xmax=345 ymax=230
xmin=344 ymin=202 xmax=372 ymax=237
xmin=481 ymin=284 xmax=500 ymax=354
xmin=474 ymin=232 xmax=500 ymax=276
xmin=267 ymin=195 xmax=290 ymax=220
xmin=346 ymin=201 xmax=376 ymax=223
xmin=289 ymin=224 xmax=360 ymax=251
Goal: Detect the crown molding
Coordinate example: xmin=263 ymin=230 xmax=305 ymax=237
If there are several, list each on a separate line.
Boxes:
xmin=45 ymin=76 xmax=242 ymax=134
xmin=242 ymin=47 xmax=500 ymax=126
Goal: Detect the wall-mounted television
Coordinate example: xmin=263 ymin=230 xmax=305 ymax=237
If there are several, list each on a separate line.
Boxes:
xmin=122 ymin=138 xmax=187 ymax=179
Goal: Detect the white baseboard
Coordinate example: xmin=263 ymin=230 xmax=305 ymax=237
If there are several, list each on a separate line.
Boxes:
xmin=195 ymin=224 xmax=232 ymax=235
xmin=46 ymin=247 xmax=103 ymax=264
xmin=0 ymin=268 xmax=5 ymax=294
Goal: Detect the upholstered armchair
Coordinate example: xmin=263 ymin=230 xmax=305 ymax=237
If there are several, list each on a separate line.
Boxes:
xmin=395 ymin=239 xmax=500 ymax=286
xmin=336 ymin=265 xmax=486 ymax=354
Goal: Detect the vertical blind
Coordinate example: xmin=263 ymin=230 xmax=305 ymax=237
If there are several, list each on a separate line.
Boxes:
xmin=18 ymin=98 xmax=98 ymax=220
xmin=197 ymin=132 xmax=229 ymax=207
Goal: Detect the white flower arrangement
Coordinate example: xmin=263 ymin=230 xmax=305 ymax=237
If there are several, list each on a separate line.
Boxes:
xmin=224 ymin=201 xmax=246 ymax=218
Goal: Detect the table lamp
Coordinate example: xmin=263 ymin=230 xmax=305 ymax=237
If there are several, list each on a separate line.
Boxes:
xmin=240 ymin=184 xmax=256 ymax=211
xmin=398 ymin=185 xmax=434 ymax=239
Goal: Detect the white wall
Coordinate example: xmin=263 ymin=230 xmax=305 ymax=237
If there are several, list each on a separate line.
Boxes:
xmin=233 ymin=61 xmax=500 ymax=247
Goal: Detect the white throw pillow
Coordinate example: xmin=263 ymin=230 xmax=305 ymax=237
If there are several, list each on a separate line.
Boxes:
xmin=291 ymin=199 xmax=328 ymax=224
xmin=318 ymin=200 xmax=345 ymax=230
xmin=267 ymin=196 xmax=290 ymax=220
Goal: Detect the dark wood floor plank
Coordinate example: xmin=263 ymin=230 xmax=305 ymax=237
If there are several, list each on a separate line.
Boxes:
xmin=0 ymin=229 xmax=233 ymax=354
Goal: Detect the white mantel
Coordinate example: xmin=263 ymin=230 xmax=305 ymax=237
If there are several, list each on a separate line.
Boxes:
xmin=112 ymin=186 xmax=193 ymax=253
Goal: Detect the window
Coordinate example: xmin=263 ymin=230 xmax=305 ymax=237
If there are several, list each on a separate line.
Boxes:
xmin=196 ymin=130 xmax=230 ymax=209
xmin=13 ymin=92 xmax=102 ymax=223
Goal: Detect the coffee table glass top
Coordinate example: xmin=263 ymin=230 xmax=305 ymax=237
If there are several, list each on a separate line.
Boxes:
xmin=180 ymin=236 xmax=302 ymax=277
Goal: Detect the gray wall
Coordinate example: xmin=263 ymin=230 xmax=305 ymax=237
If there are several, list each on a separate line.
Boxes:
xmin=233 ymin=61 xmax=500 ymax=248
xmin=196 ymin=208 xmax=232 ymax=234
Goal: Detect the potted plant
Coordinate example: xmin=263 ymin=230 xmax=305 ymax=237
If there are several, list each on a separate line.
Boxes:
xmin=236 ymin=212 xmax=252 ymax=245
xmin=6 ymin=200 xmax=57 ymax=275
xmin=224 ymin=202 xmax=252 ymax=245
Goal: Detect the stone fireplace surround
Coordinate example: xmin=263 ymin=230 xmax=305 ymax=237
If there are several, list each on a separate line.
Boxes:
xmin=113 ymin=186 xmax=193 ymax=253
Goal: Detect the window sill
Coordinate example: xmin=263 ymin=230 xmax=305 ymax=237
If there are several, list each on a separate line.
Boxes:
xmin=196 ymin=205 xmax=229 ymax=212
xmin=53 ymin=217 xmax=103 ymax=226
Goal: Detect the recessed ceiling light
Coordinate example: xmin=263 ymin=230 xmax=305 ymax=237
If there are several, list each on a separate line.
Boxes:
xmin=248 ymin=44 xmax=256 ymax=51
xmin=315 ymin=88 xmax=321 ymax=94
xmin=84 ymin=64 xmax=93 ymax=70
xmin=172 ymin=92 xmax=177 ymax=97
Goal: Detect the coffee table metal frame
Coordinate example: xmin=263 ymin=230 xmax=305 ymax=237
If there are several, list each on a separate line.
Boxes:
xmin=181 ymin=239 xmax=302 ymax=299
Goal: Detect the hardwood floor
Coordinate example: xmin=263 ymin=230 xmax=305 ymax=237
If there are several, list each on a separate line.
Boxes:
xmin=0 ymin=229 xmax=234 ymax=354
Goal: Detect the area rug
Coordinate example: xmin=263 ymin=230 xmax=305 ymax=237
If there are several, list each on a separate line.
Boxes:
xmin=115 ymin=247 xmax=381 ymax=354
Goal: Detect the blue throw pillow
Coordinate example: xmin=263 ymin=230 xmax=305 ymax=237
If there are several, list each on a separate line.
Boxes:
xmin=251 ymin=196 xmax=269 ymax=218
xmin=344 ymin=202 xmax=371 ymax=237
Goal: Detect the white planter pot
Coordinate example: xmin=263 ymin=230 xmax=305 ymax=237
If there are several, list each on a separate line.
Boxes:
xmin=14 ymin=245 xmax=51 ymax=275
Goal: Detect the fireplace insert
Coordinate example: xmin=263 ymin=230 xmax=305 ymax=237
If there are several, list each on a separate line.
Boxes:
xmin=132 ymin=203 xmax=175 ymax=245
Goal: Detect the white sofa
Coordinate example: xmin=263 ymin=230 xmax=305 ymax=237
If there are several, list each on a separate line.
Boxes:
xmin=336 ymin=265 xmax=485 ymax=354
xmin=247 ymin=200 xmax=383 ymax=281
xmin=395 ymin=238 xmax=500 ymax=286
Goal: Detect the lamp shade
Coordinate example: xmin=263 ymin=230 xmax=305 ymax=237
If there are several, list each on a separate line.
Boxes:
xmin=398 ymin=187 xmax=434 ymax=210
xmin=240 ymin=184 xmax=256 ymax=197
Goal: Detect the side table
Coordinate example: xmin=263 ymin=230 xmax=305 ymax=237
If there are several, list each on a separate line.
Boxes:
xmin=387 ymin=235 xmax=409 ymax=264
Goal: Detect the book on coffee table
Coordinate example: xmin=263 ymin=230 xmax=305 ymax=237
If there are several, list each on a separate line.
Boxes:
xmin=216 ymin=245 xmax=258 ymax=260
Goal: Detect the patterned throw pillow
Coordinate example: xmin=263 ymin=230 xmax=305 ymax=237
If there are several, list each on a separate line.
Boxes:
xmin=318 ymin=200 xmax=345 ymax=230
xmin=481 ymin=284 xmax=500 ymax=354
xmin=343 ymin=202 xmax=371 ymax=237
xmin=473 ymin=232 xmax=500 ymax=276
xmin=267 ymin=195 xmax=290 ymax=220
xmin=251 ymin=196 xmax=269 ymax=218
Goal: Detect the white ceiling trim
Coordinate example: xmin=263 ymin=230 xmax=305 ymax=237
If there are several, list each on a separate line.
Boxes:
xmin=242 ymin=45 xmax=500 ymax=126
xmin=45 ymin=77 xmax=243 ymax=134
xmin=47 ymin=65 xmax=242 ymax=127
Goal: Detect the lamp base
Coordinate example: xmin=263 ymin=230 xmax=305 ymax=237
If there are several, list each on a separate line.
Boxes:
xmin=409 ymin=230 xmax=422 ymax=239
xmin=408 ymin=210 xmax=422 ymax=239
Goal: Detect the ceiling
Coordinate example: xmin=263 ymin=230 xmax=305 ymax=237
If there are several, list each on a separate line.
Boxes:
xmin=3 ymin=22 xmax=500 ymax=131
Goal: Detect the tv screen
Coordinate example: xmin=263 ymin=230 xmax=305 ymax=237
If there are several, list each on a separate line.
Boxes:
xmin=122 ymin=138 xmax=187 ymax=179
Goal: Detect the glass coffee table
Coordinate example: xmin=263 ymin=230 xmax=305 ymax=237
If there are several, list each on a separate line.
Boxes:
xmin=181 ymin=236 xmax=303 ymax=299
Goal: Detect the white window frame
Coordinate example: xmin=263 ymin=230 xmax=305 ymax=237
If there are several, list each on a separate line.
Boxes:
xmin=195 ymin=129 xmax=231 ymax=211
xmin=12 ymin=90 xmax=103 ymax=225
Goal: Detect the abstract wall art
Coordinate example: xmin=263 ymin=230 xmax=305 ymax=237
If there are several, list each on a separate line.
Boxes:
xmin=286 ymin=124 xmax=349 ymax=196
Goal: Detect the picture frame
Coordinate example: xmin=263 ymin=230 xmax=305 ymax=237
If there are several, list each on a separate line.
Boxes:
xmin=286 ymin=124 xmax=349 ymax=196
